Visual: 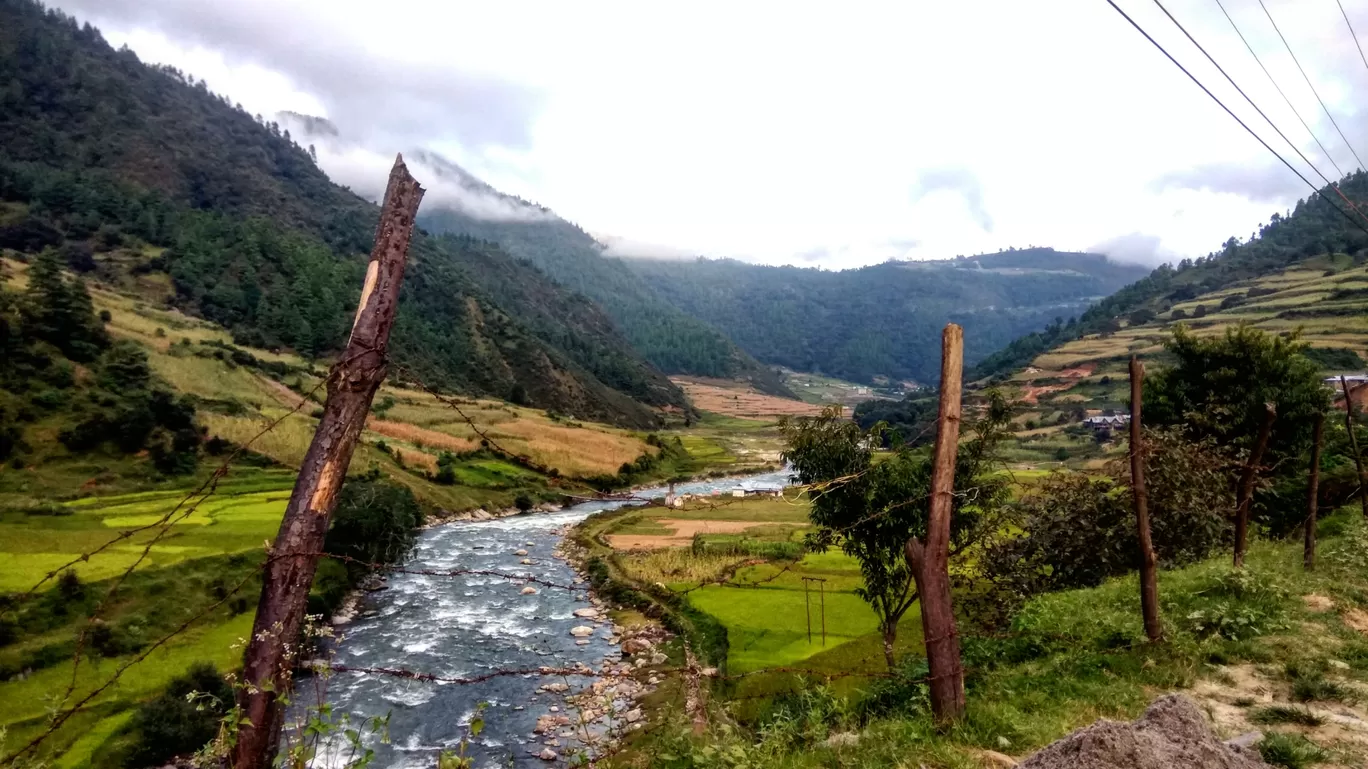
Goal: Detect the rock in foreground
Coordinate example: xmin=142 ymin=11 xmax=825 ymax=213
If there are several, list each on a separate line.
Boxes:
xmin=1018 ymin=694 xmax=1268 ymax=769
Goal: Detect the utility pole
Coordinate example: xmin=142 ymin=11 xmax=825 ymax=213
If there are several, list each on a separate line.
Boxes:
xmin=233 ymin=156 xmax=424 ymax=769
xmin=905 ymin=323 xmax=965 ymax=724
xmin=1129 ymin=357 xmax=1162 ymax=642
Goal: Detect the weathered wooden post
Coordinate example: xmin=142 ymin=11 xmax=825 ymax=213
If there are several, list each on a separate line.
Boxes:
xmin=233 ymin=155 xmax=424 ymax=769
xmin=905 ymin=323 xmax=966 ymax=724
xmin=1129 ymin=356 xmax=1162 ymax=642
xmin=1305 ymin=412 xmax=1324 ymax=571
xmin=1341 ymin=376 xmax=1368 ymax=519
xmin=1233 ymin=402 xmax=1276 ymax=568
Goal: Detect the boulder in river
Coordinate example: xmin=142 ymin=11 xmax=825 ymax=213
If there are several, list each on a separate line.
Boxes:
xmin=515 ymin=549 xmax=529 ymax=556
xmin=570 ymin=626 xmax=594 ymax=637
xmin=573 ymin=608 xmax=599 ymax=619
xmin=521 ymin=586 xmax=538 ymax=595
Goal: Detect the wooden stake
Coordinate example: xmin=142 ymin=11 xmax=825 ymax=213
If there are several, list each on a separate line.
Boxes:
xmin=233 ymin=156 xmax=424 ymax=769
xmin=906 ymin=323 xmax=966 ymax=724
xmin=1129 ymin=357 xmax=1163 ymax=642
xmin=820 ymin=579 xmax=826 ymax=647
xmin=1305 ymin=412 xmax=1324 ymax=571
xmin=1342 ymin=376 xmax=1368 ymax=519
xmin=804 ymin=576 xmax=811 ymax=644
xmin=1233 ymin=402 xmax=1276 ymax=568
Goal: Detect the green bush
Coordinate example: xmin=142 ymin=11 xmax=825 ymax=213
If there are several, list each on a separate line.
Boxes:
xmin=124 ymin=662 xmax=232 ymax=767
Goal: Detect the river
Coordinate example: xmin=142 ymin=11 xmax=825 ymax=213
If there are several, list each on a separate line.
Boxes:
xmin=300 ymin=469 xmax=792 ymax=768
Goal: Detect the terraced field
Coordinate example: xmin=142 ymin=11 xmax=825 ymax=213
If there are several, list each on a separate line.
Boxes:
xmin=1002 ymin=254 xmax=1368 ymax=468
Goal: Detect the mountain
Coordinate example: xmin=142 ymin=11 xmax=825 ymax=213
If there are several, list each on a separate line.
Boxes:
xmin=409 ymin=154 xmax=794 ymax=398
xmin=968 ymin=171 xmax=1368 ymax=382
xmin=622 ymin=249 xmax=1150 ymax=385
xmin=0 ymin=0 xmax=686 ymax=427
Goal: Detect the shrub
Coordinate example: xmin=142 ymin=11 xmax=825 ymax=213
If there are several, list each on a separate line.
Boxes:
xmin=1259 ymin=732 xmax=1329 ymax=769
xmin=514 ymin=494 xmax=534 ymax=512
xmin=57 ymin=569 xmax=83 ymax=602
xmin=124 ymin=662 xmax=232 ymax=767
xmin=1249 ymin=705 xmax=1324 ymax=726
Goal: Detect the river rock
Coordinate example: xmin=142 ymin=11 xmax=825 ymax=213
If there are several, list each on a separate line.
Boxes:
xmin=624 ymin=708 xmax=643 ymax=723
xmin=521 ymin=558 xmax=534 ymax=565
xmin=521 ymin=586 xmax=538 ymax=595
xmin=515 ymin=549 xmax=529 ymax=556
xmin=538 ymin=748 xmax=557 ymax=761
xmin=573 ymin=608 xmax=600 ymax=619
xmin=621 ymin=637 xmax=653 ymax=654
xmin=570 ymin=626 xmax=594 ymax=637
xmin=545 ymin=682 xmax=569 ymax=693
xmin=576 ymin=639 xmax=589 ymax=645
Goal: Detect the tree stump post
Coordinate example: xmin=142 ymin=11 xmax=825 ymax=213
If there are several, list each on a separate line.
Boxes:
xmin=1129 ymin=356 xmax=1162 ymax=642
xmin=232 ymin=156 xmax=424 ymax=769
xmin=907 ymin=323 xmax=966 ymax=724
xmin=1233 ymin=402 xmax=1276 ymax=568
xmin=1342 ymin=376 xmax=1368 ymax=519
xmin=1305 ymin=412 xmax=1323 ymax=571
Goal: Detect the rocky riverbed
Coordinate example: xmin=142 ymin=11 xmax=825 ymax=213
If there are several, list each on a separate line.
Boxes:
xmin=298 ymin=471 xmax=790 ymax=767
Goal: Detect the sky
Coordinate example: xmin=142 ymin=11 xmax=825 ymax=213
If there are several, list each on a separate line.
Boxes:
xmin=47 ymin=0 xmax=1368 ymax=269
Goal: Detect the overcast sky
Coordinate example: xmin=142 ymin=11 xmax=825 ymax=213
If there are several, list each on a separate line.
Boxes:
xmin=48 ymin=0 xmax=1368 ymax=268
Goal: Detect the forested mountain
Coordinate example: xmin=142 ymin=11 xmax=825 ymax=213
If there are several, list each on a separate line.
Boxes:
xmin=623 ymin=249 xmax=1149 ymax=385
xmin=412 ymin=156 xmax=792 ymax=397
xmin=0 ymin=0 xmax=686 ymax=427
xmin=969 ymin=171 xmax=1368 ymax=382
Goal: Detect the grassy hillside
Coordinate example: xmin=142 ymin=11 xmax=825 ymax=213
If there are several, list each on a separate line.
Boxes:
xmin=1000 ymin=253 xmax=1368 ymax=468
xmin=626 ymin=248 xmax=1148 ymax=386
xmin=0 ymin=0 xmax=688 ymax=427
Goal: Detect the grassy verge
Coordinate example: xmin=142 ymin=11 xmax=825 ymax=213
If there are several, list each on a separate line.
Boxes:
xmin=604 ymin=510 xmax=1368 ymax=768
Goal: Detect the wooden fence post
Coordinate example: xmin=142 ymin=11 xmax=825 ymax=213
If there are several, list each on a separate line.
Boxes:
xmin=1341 ymin=376 xmax=1368 ymax=519
xmin=1305 ymin=412 xmax=1324 ymax=571
xmin=906 ymin=323 xmax=966 ymax=724
xmin=232 ymin=156 xmax=424 ymax=769
xmin=1129 ymin=357 xmax=1162 ymax=642
xmin=1233 ymin=402 xmax=1276 ymax=568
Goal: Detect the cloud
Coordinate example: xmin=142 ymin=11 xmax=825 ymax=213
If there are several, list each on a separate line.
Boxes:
xmin=56 ymin=0 xmax=544 ymax=151
xmin=909 ymin=168 xmax=994 ymax=233
xmin=279 ymin=113 xmax=551 ymax=222
xmin=596 ymin=234 xmax=697 ymax=260
xmin=1088 ymin=232 xmax=1174 ymax=266
xmin=1152 ymin=160 xmax=1309 ymax=204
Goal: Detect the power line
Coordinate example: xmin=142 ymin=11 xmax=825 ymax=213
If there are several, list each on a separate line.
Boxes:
xmin=1154 ymin=0 xmax=1346 ymax=194
xmin=1336 ymin=0 xmax=1368 ymax=84
xmin=1256 ymin=0 xmax=1367 ymax=171
xmin=1213 ymin=0 xmax=1345 ymax=179
xmin=1101 ymin=0 xmax=1368 ymax=240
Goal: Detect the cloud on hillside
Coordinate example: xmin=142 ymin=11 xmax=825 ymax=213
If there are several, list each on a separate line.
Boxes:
xmin=56 ymin=0 xmax=543 ymax=151
xmin=1088 ymin=232 xmax=1175 ymax=266
xmin=279 ymin=113 xmax=551 ymax=222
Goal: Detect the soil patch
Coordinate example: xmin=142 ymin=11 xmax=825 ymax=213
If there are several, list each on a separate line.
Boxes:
xmin=672 ymin=377 xmax=823 ymax=418
xmin=1017 ymin=694 xmax=1268 ymax=768
xmin=607 ymin=519 xmax=772 ymax=550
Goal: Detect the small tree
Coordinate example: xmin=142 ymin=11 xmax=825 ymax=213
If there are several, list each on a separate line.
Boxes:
xmin=783 ymin=393 xmax=1010 ymax=669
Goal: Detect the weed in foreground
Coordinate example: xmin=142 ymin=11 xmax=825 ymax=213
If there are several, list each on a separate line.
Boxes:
xmin=1248 ymin=705 xmax=1325 ymax=727
xmin=1259 ymin=732 xmax=1329 ymax=769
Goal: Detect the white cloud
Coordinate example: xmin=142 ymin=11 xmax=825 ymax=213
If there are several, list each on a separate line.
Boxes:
xmin=49 ymin=0 xmax=1368 ymax=269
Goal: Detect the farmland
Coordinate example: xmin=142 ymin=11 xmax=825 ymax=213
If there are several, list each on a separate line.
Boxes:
xmin=998 ymin=254 xmax=1368 ymax=469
